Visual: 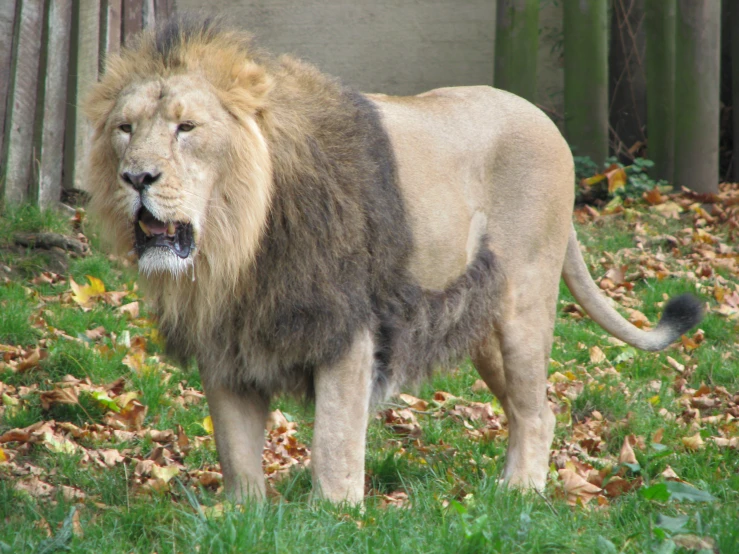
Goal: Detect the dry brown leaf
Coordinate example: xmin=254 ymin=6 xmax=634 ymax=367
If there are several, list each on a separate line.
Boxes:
xmin=558 ymin=468 xmax=602 ymax=506
xmin=661 ymin=465 xmax=681 ymax=481
xmin=643 ymin=188 xmax=666 ymax=205
xmin=619 ymin=436 xmax=638 ymax=465
xmin=266 ymin=410 xmax=289 ymax=431
xmin=119 ymin=301 xmax=140 ymax=319
xmin=589 ymin=346 xmax=606 ymax=364
xmin=672 ymin=535 xmax=716 ymax=551
xmin=433 ymin=391 xmax=457 ymax=403
xmin=399 ymin=393 xmax=429 ymax=411
xmin=147 ymin=429 xmax=174 ymax=443
xmin=682 ymin=432 xmax=705 ymax=451
xmin=709 ymin=437 xmax=739 ymax=449
xmin=98 ymin=449 xmax=125 ymax=467
xmin=666 ymin=356 xmax=685 ymax=373
xmin=85 ymin=326 xmax=107 ymax=341
xmin=652 ymin=428 xmax=664 ymax=444
xmin=15 ymin=348 xmax=46 ymax=373
xmin=603 ymin=476 xmax=642 ymax=497
xmin=39 ymin=387 xmax=79 ymax=410
xmin=61 ymin=485 xmax=86 ymax=502
xmin=14 ymin=477 xmax=55 ymax=498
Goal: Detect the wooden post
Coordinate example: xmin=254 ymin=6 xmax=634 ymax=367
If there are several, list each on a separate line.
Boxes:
xmin=0 ymin=0 xmax=19 ymax=184
xmin=123 ymin=0 xmax=143 ymax=47
xmin=494 ymin=0 xmax=539 ymax=102
xmin=154 ymin=0 xmax=174 ymax=22
xmin=143 ymin=0 xmax=156 ymax=29
xmin=100 ymin=0 xmax=122 ymax=71
xmin=645 ymin=0 xmax=676 ymax=183
xmin=564 ymin=0 xmax=609 ymax=167
xmin=35 ymin=0 xmax=73 ymax=208
xmin=2 ymin=0 xmax=44 ymax=205
xmin=674 ymin=1 xmax=720 ymax=193
xmin=64 ymin=1 xmax=100 ymax=193
xmin=609 ymin=0 xmax=647 ymax=158
xmin=732 ymin=1 xmax=739 ymax=182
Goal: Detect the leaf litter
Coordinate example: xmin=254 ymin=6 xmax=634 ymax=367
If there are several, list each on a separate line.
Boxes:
xmin=1 ymin=185 xmax=738 ymax=527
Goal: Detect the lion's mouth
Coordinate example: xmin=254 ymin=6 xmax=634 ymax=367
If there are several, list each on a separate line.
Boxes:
xmin=134 ymin=207 xmax=194 ymax=259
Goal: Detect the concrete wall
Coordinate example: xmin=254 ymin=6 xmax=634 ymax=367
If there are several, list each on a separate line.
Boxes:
xmin=177 ymin=0 xmax=564 ymax=120
xmin=178 ymin=0 xmax=496 ymax=96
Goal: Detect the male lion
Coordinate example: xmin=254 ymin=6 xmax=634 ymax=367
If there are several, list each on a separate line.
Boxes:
xmin=84 ymin=17 xmax=701 ymax=503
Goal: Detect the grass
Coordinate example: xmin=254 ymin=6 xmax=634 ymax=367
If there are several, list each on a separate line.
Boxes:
xmin=1 ymin=199 xmax=738 ymax=553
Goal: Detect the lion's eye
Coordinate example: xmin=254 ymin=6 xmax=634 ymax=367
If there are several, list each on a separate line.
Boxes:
xmin=177 ymin=122 xmax=195 ymax=133
xmin=118 ymin=123 xmax=132 ymax=134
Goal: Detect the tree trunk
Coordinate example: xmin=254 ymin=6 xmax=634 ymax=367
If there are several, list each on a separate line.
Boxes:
xmin=494 ymin=0 xmax=539 ymax=102
xmin=609 ymin=0 xmax=647 ymax=160
xmin=674 ymin=1 xmax=720 ymax=193
xmin=564 ymin=0 xmax=609 ymax=167
xmin=645 ymin=0 xmax=676 ymax=182
xmin=732 ymin=1 xmax=739 ymax=182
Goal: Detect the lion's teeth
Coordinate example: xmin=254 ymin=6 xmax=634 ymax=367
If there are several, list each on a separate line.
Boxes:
xmin=139 ymin=220 xmax=150 ymax=236
xmin=167 ymin=222 xmax=176 ymax=235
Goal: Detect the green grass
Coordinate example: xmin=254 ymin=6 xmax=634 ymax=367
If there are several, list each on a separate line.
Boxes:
xmin=1 ymin=201 xmax=738 ymax=553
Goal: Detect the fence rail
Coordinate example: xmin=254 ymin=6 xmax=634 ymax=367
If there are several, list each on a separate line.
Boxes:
xmin=1 ymin=0 xmax=176 ymax=209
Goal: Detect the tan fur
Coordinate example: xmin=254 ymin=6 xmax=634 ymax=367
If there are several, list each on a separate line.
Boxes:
xmin=86 ymin=21 xmax=700 ymax=502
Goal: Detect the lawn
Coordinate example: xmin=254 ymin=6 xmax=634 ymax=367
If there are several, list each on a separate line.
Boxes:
xmin=1 ymin=185 xmax=737 ymax=553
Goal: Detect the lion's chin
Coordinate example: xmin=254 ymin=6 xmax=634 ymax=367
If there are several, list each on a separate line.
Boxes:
xmin=138 ymin=247 xmax=194 ymax=278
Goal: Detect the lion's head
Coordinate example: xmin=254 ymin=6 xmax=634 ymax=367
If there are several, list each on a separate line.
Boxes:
xmin=84 ymin=18 xmax=273 ymax=282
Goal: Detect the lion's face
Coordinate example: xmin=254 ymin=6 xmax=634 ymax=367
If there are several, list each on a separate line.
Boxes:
xmin=105 ymin=73 xmax=235 ymax=276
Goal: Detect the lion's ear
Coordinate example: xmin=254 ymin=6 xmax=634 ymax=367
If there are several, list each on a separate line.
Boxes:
xmin=223 ymin=62 xmax=273 ymax=115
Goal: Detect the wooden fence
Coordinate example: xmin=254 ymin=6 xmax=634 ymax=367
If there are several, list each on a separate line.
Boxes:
xmin=0 ymin=0 xmax=176 ymax=209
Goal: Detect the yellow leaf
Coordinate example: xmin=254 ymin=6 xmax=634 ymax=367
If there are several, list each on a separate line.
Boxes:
xmin=649 ymin=395 xmax=660 ymax=406
xmin=0 ymin=447 xmax=7 ymax=462
xmin=581 ymin=174 xmax=606 ymax=188
xmin=202 ymin=415 xmax=214 ymax=435
xmin=606 ymin=166 xmax=627 ymax=193
xmin=151 ymin=464 xmax=180 ymax=484
xmin=70 ymin=275 xmax=106 ymax=307
xmin=114 ymin=391 xmax=139 ymax=409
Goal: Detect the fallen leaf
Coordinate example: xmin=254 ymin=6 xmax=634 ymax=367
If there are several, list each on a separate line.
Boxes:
xmin=399 ymin=393 xmax=429 ymax=411
xmin=151 ymin=464 xmax=180 ymax=484
xmin=118 ymin=302 xmax=139 ymax=319
xmin=202 ymin=416 xmax=214 ymax=435
xmin=589 ymin=346 xmax=606 ymax=364
xmin=672 ymin=535 xmax=716 ymax=551
xmin=70 ymin=276 xmax=106 ymax=308
xmin=682 ymin=433 xmax=705 ymax=451
xmin=558 ymin=468 xmax=602 ymax=505
xmin=39 ymin=387 xmax=79 ymax=410
xmin=619 ymin=436 xmax=638 ymax=465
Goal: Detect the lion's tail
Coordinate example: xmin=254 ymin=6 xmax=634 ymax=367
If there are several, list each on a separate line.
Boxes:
xmin=562 ymin=225 xmax=703 ymax=351
xmin=374 ymin=237 xmax=502 ymax=400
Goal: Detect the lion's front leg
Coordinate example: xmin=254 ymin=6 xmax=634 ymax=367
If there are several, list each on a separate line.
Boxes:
xmin=204 ymin=385 xmax=270 ymax=501
xmin=312 ymin=330 xmax=374 ymax=503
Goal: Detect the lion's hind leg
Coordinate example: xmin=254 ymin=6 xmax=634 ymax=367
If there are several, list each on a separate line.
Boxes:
xmin=472 ymin=294 xmax=557 ymax=490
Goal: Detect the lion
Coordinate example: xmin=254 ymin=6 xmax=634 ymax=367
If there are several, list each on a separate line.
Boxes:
xmin=84 ymin=17 xmax=702 ymax=503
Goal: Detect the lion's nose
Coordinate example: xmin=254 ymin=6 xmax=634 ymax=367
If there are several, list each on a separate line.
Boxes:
xmin=122 ymin=171 xmax=161 ymax=192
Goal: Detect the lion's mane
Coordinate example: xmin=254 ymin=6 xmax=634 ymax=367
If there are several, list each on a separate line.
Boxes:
xmin=85 ymin=17 xmax=503 ymax=399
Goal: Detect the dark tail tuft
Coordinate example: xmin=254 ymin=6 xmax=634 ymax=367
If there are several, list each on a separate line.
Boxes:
xmin=657 ymin=293 xmax=703 ymax=337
